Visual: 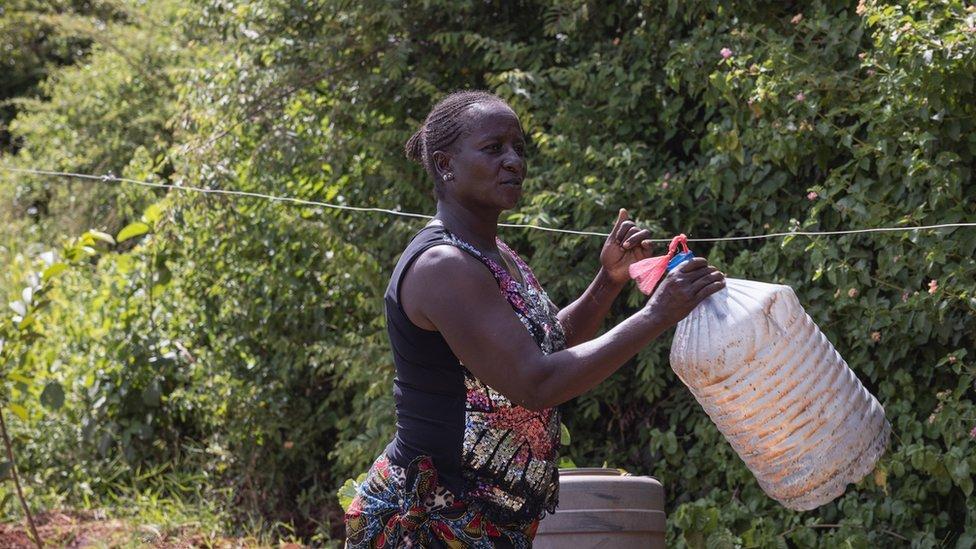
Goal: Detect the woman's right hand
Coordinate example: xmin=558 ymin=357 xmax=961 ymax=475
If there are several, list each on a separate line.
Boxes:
xmin=645 ymin=257 xmax=725 ymax=326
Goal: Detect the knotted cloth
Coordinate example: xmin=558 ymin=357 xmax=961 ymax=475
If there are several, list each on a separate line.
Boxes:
xmin=628 ymin=234 xmax=692 ymax=295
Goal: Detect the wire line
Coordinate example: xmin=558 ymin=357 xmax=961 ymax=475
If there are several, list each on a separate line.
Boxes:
xmin=3 ymin=165 xmax=974 ymax=242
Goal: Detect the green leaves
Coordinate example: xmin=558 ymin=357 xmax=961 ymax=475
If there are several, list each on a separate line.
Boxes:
xmin=87 ymin=230 xmax=116 ymax=246
xmin=41 ymin=263 xmax=67 ymax=280
xmin=142 ymin=203 xmax=164 ymax=225
xmin=39 ymin=382 xmax=64 ymax=411
xmin=116 ymin=222 xmax=150 ymax=243
xmin=336 ymin=473 xmax=366 ymax=512
xmin=0 ymin=0 xmax=973 ymax=545
xmin=8 ymin=403 xmax=27 ymax=421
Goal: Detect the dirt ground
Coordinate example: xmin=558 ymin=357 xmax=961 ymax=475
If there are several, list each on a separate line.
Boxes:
xmin=0 ymin=511 xmax=297 ymax=548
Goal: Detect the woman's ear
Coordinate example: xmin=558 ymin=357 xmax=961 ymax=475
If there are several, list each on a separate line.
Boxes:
xmin=432 ymin=150 xmax=452 ymax=180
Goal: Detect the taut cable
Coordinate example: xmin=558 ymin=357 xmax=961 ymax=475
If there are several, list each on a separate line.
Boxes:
xmin=3 ymin=166 xmax=974 ymax=242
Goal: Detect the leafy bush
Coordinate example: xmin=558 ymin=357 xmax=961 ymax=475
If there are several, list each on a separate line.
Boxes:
xmin=1 ymin=0 xmax=974 ymax=545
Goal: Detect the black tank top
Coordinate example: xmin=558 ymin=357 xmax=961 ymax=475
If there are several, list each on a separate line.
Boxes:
xmin=383 ymin=223 xmax=567 ymax=522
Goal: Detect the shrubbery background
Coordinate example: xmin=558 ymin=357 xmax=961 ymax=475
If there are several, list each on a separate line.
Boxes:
xmin=1 ymin=0 xmax=974 ymax=546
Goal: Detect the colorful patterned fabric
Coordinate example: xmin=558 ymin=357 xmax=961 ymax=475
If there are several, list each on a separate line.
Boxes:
xmin=345 ymin=455 xmax=538 ymax=548
xmin=447 ymin=233 xmax=566 ymax=521
xmin=346 ymin=229 xmax=566 ymax=546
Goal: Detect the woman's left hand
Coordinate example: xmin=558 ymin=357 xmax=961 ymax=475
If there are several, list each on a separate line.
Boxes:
xmin=600 ymin=208 xmax=655 ymax=285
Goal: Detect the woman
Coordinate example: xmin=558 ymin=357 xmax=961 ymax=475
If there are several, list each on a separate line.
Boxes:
xmin=344 ymin=90 xmax=725 ymax=548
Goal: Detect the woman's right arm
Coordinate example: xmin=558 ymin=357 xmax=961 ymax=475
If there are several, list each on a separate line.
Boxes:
xmin=400 ymin=246 xmax=724 ymax=412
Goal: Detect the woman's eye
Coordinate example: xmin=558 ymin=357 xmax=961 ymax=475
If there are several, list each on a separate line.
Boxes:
xmin=485 ymin=143 xmax=501 ymax=152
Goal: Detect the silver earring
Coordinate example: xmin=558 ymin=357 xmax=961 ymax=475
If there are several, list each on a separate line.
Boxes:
xmin=443 ymin=172 xmax=454 ymax=181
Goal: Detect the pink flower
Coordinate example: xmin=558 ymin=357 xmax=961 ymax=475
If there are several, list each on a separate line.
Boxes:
xmin=948 ymin=355 xmax=957 ymax=364
xmin=901 ymin=290 xmax=910 ymax=302
xmin=871 ymin=331 xmax=881 ymax=343
xmin=928 ymin=279 xmax=938 ymax=294
xmin=858 ymin=52 xmax=868 ymax=60
xmin=867 ymin=68 xmax=877 ymax=77
xmin=795 ymin=92 xmax=806 ymax=102
xmin=791 ymin=13 xmax=803 ymax=24
xmin=661 ymin=181 xmax=670 ymax=190
xmin=807 ymin=191 xmax=818 ymax=201
xmin=664 ymin=171 xmax=672 ymax=181
xmin=720 ymin=47 xmax=733 ymax=59
xmin=970 ymin=425 xmax=976 ymax=439
xmin=848 ymin=288 xmax=859 ymax=298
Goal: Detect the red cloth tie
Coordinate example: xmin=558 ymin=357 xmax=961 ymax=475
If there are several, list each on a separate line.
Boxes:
xmin=628 ymin=234 xmax=689 ymax=295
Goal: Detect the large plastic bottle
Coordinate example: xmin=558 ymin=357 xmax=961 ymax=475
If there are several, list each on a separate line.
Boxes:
xmin=630 ymin=236 xmax=890 ymax=511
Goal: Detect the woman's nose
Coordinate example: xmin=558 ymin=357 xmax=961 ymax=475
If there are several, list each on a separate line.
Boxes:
xmin=502 ymin=148 xmax=524 ymax=173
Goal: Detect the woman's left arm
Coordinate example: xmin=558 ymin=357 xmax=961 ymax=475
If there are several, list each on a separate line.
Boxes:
xmin=557 ymin=209 xmax=654 ymax=347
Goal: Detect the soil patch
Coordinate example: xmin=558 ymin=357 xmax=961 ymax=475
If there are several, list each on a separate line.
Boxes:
xmin=0 ymin=510 xmax=266 ymax=548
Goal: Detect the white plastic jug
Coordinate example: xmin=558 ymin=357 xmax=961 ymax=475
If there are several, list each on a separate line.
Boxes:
xmin=669 ymin=278 xmax=890 ymax=511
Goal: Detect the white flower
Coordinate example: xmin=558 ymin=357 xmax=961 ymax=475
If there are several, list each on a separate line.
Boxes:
xmin=9 ymin=301 xmax=26 ymax=316
xmin=39 ymin=250 xmax=57 ymax=266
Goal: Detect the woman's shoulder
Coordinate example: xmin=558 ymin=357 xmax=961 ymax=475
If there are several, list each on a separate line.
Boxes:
xmin=397 ymin=231 xmax=506 ymax=331
xmin=402 ymin=223 xmax=449 ymax=251
xmin=394 ymin=225 xmax=493 ymax=294
xmin=407 ymin=243 xmax=494 ymax=290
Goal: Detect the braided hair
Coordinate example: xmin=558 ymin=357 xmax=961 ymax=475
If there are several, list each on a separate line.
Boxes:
xmin=405 ymin=90 xmax=511 ymax=197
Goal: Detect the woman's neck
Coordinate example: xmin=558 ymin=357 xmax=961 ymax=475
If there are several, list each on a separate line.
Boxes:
xmin=433 ymin=201 xmax=500 ymax=252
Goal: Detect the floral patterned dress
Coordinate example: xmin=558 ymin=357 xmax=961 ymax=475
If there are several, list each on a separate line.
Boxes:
xmin=344 ymin=228 xmax=567 ymax=548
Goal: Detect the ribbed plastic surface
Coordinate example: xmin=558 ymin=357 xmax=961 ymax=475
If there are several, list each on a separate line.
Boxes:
xmin=670 ymin=278 xmax=890 ymax=511
xmin=532 ymin=468 xmax=666 ymax=549
xmin=535 ymin=469 xmax=665 ymax=549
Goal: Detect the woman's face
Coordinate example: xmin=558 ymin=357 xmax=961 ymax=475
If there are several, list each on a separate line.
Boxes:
xmin=439 ymin=102 xmax=527 ymax=211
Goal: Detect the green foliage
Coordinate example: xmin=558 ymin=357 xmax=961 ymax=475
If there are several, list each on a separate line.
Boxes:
xmin=337 ymin=473 xmax=367 ymax=514
xmin=1 ymin=0 xmax=974 ymax=545
xmin=0 ymin=0 xmax=127 ymax=150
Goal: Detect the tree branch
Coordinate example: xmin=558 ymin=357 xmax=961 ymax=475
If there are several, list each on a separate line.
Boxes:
xmin=0 ymin=407 xmax=42 ymax=548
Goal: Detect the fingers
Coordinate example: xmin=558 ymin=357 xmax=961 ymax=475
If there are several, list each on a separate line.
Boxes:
xmin=676 ymin=257 xmax=710 ymax=273
xmin=609 ymin=209 xmax=658 ymax=251
xmin=610 ymin=208 xmax=628 ymax=242
xmin=634 ymin=238 xmax=654 ymax=259
xmin=614 ymin=220 xmax=637 ymax=246
xmin=649 ymin=261 xmax=724 ymax=323
xmin=622 ymin=228 xmax=653 ymax=250
xmin=689 ymin=269 xmax=724 ymax=295
xmin=667 ymin=264 xmax=714 ymax=292
xmin=619 ymin=225 xmax=639 ymax=248
xmin=695 ymin=277 xmax=726 ymax=300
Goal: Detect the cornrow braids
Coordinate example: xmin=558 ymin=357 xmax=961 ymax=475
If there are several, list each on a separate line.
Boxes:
xmin=405 ymin=90 xmax=510 ymax=196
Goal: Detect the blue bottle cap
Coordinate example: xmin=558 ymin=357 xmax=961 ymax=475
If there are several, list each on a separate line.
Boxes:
xmin=667 ymin=251 xmax=695 ymax=272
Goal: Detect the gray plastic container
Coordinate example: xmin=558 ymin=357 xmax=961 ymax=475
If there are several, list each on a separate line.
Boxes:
xmin=534 ymin=468 xmax=665 ymax=548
